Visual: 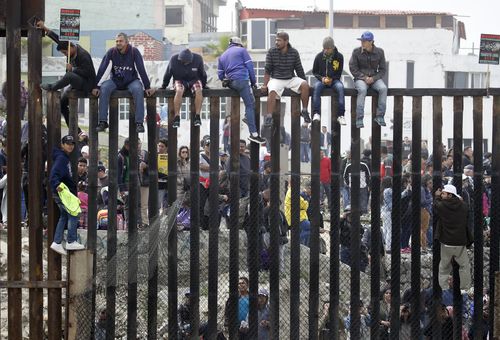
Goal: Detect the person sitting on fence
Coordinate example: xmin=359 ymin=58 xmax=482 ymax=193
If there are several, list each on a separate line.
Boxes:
xmin=261 ymin=32 xmax=311 ymax=125
xmin=348 ymin=31 xmax=388 ymax=128
xmin=224 ymin=276 xmax=250 ymax=339
xmin=93 ymin=33 xmax=155 ymax=133
xmin=218 ymin=37 xmax=265 ymax=144
xmin=434 ymin=184 xmax=472 ymax=290
xmin=49 ymin=135 xmax=85 ymax=255
xmin=161 ymin=49 xmax=207 ymax=128
xmin=312 ymin=36 xmax=346 ymax=124
xmin=284 ymin=181 xmax=310 ymax=247
xmin=37 ymin=20 xmax=96 ymax=130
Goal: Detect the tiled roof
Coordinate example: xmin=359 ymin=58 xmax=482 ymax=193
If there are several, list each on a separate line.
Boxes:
xmin=243 ymin=7 xmax=455 ymax=16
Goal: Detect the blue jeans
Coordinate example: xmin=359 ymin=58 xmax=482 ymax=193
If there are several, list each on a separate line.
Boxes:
xmin=300 ymin=143 xmax=310 ymax=162
xmin=341 ymin=186 xmax=351 ymax=209
xmin=354 ymin=79 xmax=387 ymax=120
xmin=360 ymin=187 xmax=369 ymax=214
xmin=54 ymin=198 xmax=79 ymax=244
xmin=229 ymin=79 xmax=258 ymax=134
xmin=312 ymin=80 xmax=345 ymax=116
xmin=300 ymin=220 xmax=311 ymax=247
xmin=99 ymin=79 xmax=145 ymax=123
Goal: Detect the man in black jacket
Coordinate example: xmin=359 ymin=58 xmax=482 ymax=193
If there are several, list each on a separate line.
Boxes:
xmin=162 ymin=49 xmax=207 ymax=128
xmin=349 ymin=31 xmax=387 ymax=129
xmin=36 ymin=20 xmax=96 ymax=128
xmin=434 ymin=184 xmax=471 ymax=290
xmin=312 ymin=37 xmax=346 ymax=124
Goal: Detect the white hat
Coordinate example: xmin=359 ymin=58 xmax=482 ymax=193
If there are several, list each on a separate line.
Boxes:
xmin=229 ymin=36 xmax=243 ymax=46
xmin=81 ymin=145 xmax=89 ymax=155
xmin=442 ymin=184 xmax=461 ymax=199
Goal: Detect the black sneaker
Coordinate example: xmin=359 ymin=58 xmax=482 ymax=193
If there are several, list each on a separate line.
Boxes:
xmin=96 ymin=121 xmax=109 ymax=132
xmin=248 ymin=134 xmax=266 ymax=144
xmin=136 ymin=123 xmax=145 ymax=133
xmin=242 ymin=117 xmax=248 ymax=126
xmin=172 ymin=115 xmax=180 ymax=129
xmin=40 ymin=83 xmax=53 ymax=91
xmin=301 ymin=109 xmax=311 ymax=123
xmin=193 ymin=114 xmax=202 ymax=127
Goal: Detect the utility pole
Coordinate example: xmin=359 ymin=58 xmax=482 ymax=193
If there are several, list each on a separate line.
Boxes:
xmin=329 ymin=0 xmax=334 ymax=37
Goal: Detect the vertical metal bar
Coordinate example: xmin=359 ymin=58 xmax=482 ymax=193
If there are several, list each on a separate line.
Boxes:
xmin=370 ymin=97 xmax=381 ymax=340
xmin=309 ymin=104 xmax=321 ymax=340
xmin=69 ymin=97 xmax=79 ymax=183
xmin=47 ymin=92 xmax=63 ymax=340
xmin=167 ymin=95 xmax=179 ymax=340
xmin=452 ymin=96 xmax=464 ymax=340
xmin=431 ymin=96 xmax=443 ymax=339
xmin=472 ymin=96 xmax=484 ymax=340
xmin=290 ymin=96 xmax=301 ymax=340
xmin=127 ymin=99 xmax=139 ymax=338
xmin=6 ymin=0 xmax=22 ymax=337
xmin=329 ymin=91 xmax=341 ymax=340
xmin=489 ymin=95 xmax=500 ymax=339
xmin=269 ymin=98 xmax=281 ymax=340
xmin=410 ymin=96 xmax=422 ymax=340
xmin=106 ymin=97 xmax=119 ymax=340
xmin=208 ymin=96 xmax=221 ymax=339
xmin=349 ymin=96 xmax=361 ymax=340
xmin=248 ymin=95 xmax=260 ymax=340
xmin=27 ymin=22 xmax=44 ymax=340
xmin=228 ymin=96 xmax=241 ymax=339
xmin=88 ymin=97 xmax=99 ymax=339
xmin=189 ymin=102 xmax=201 ymax=338
xmin=147 ymin=96 xmax=159 ymax=339
xmin=390 ymin=96 xmax=403 ymax=340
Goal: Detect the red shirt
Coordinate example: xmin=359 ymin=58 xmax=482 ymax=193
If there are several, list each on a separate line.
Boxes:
xmin=320 ymin=157 xmax=331 ymax=183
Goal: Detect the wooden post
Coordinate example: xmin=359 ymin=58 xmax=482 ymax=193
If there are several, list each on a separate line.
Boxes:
xmin=495 ymin=272 xmax=500 ymax=338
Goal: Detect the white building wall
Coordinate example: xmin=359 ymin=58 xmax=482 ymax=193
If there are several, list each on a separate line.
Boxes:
xmin=163 ymin=0 xmax=195 ymax=45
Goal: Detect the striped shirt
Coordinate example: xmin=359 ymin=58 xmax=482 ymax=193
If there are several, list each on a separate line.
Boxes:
xmin=264 ymin=46 xmax=306 ymax=80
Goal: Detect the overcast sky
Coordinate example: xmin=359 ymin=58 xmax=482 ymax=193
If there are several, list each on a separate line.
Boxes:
xmin=218 ymin=0 xmax=500 ymax=50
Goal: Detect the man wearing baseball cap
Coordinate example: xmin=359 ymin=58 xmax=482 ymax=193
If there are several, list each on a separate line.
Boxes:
xmin=349 ymin=31 xmax=388 ymax=128
xmin=49 ymin=134 xmax=85 ymax=255
xmin=434 ymin=184 xmax=472 ymax=289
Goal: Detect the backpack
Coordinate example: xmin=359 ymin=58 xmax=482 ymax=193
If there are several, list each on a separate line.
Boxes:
xmin=97 ymin=209 xmax=108 ymax=230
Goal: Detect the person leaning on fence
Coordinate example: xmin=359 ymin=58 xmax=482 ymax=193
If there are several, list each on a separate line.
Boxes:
xmin=93 ymin=33 xmax=155 ymax=133
xmin=312 ymin=36 xmax=346 ymax=125
xmin=434 ymin=184 xmax=472 ymax=290
xmin=49 ymin=135 xmax=85 ymax=255
xmin=261 ymin=31 xmax=311 ymax=125
xmin=161 ymin=49 xmax=207 ymax=128
xmin=349 ymin=31 xmax=388 ymax=129
xmin=36 ymin=20 xmax=96 ymax=131
xmin=218 ymin=36 xmax=266 ymax=144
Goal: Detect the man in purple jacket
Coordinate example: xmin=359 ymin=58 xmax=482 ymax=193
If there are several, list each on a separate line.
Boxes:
xmin=218 ymin=37 xmax=265 ymax=144
xmin=93 ymin=33 xmax=155 ymax=133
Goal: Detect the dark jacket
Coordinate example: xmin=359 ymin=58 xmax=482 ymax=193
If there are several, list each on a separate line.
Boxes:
xmin=49 ymin=148 xmax=76 ymax=194
xmin=117 ymin=147 xmax=130 ymax=193
xmin=349 ymin=45 xmax=386 ymax=82
xmin=434 ymin=196 xmax=468 ymax=246
xmin=312 ymin=48 xmax=344 ymax=81
xmin=95 ymin=45 xmax=150 ymax=90
xmin=264 ymin=45 xmax=305 ymax=80
xmin=162 ymin=53 xmax=207 ymax=88
xmin=47 ymin=31 xmax=96 ymax=92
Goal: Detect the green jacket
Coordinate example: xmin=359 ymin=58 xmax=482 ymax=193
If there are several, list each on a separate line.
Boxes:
xmin=58 ymin=182 xmax=81 ymax=216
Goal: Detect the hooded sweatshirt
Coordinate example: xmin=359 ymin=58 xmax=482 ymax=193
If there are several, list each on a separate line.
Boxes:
xmin=162 ymin=52 xmax=207 ymax=88
xmin=217 ymin=44 xmax=257 ymax=85
xmin=312 ymin=47 xmax=344 ymax=82
xmin=434 ymin=196 xmax=468 ymax=246
xmin=50 ymin=147 xmax=76 ymax=195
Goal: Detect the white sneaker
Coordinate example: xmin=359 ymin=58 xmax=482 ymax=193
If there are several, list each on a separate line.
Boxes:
xmin=312 ymin=113 xmax=321 ymax=122
xmin=50 ymin=242 xmax=67 ymax=255
xmin=337 ymin=116 xmax=347 ymax=125
xmin=66 ymin=242 xmax=85 ymax=251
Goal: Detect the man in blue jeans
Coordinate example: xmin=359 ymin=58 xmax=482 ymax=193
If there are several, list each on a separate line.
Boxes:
xmin=312 ymin=37 xmax=346 ymax=125
xmin=349 ymin=31 xmax=387 ymax=128
xmin=93 ymin=33 xmax=155 ymax=133
xmin=49 ymin=135 xmax=85 ymax=255
xmin=218 ymin=37 xmax=265 ymax=144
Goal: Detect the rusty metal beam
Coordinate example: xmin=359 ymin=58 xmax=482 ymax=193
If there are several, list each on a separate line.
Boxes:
xmin=0 ymin=280 xmax=68 ymax=289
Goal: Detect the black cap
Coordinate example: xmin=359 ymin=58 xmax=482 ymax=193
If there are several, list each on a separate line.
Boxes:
xmin=56 ymin=41 xmax=75 ymax=51
xmin=61 ymin=135 xmax=75 ymax=145
xmin=97 ymin=165 xmax=106 ymax=172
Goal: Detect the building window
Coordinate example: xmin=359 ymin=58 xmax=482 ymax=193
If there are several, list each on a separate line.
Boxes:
xmin=269 ymin=21 xmax=277 ymax=48
xmin=243 ymin=20 xmax=278 ymax=50
xmin=471 ymin=73 xmax=486 ymax=88
xmin=441 ymin=16 xmax=454 ymax=28
xmin=334 ymin=14 xmax=353 ymax=28
xmin=412 ymin=15 xmax=436 ymax=28
xmin=386 ymin=16 xmax=407 ymax=28
xmin=119 ymin=99 xmax=129 ymax=120
xmin=406 ymin=61 xmax=414 ymax=89
xmin=241 ymin=21 xmax=248 ymax=44
xmin=253 ymin=61 xmax=266 ymax=86
xmin=165 ymin=6 xmax=183 ymax=26
xmin=251 ymin=20 xmax=266 ymax=50
xmin=358 ymin=15 xmax=380 ymax=28
xmin=446 ymin=72 xmax=468 ymax=88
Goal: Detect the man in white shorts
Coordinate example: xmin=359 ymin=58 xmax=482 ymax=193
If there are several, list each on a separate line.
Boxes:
xmin=261 ymin=32 xmax=311 ymax=125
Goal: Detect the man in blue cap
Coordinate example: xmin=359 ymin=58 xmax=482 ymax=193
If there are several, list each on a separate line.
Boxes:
xmin=349 ymin=31 xmax=388 ymax=128
xmin=162 ymin=49 xmax=207 ymax=128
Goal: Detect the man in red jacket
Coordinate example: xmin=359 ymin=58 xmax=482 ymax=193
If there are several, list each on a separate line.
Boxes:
xmin=320 ymin=150 xmax=331 ymax=207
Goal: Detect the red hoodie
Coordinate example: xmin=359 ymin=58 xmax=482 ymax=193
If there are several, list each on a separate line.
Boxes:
xmin=320 ymin=157 xmax=331 ymax=183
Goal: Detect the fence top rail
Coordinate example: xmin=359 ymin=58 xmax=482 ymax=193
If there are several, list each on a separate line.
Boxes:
xmin=66 ymin=87 xmax=500 ymax=99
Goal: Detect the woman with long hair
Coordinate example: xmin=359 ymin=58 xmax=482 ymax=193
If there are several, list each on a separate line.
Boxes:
xmin=177 ymin=145 xmax=190 ymax=198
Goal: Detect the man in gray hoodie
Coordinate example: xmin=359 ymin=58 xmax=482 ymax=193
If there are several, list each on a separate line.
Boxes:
xmin=349 ymin=31 xmax=388 ymax=129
